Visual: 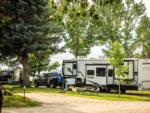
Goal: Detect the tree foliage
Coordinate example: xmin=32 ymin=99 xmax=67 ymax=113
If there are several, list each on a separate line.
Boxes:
xmin=29 ymin=52 xmax=60 ymax=76
xmin=48 ymin=0 xmax=145 ymax=58
xmin=92 ymin=0 xmax=145 ymax=57
xmin=108 ymin=41 xmax=127 ymax=77
xmin=121 ymin=0 xmax=145 ymax=57
xmin=136 ymin=16 xmax=150 ymax=58
xmin=108 ymin=41 xmax=128 ymax=96
xmin=0 ymin=0 xmax=62 ymax=86
xmin=54 ymin=0 xmax=97 ymax=58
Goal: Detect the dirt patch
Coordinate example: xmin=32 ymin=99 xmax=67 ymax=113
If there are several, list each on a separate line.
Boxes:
xmin=3 ymin=93 xmax=150 ymax=113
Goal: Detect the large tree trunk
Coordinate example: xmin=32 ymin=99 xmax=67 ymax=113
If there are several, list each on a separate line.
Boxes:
xmin=21 ymin=55 xmax=30 ymax=87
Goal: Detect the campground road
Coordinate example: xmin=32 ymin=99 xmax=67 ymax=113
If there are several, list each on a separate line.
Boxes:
xmin=3 ymin=93 xmax=150 ymax=113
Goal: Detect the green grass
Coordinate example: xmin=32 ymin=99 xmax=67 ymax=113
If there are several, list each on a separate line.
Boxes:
xmin=65 ymin=92 xmax=150 ymax=101
xmin=3 ymin=85 xmax=150 ymax=102
xmin=127 ymin=90 xmax=150 ymax=95
xmin=3 ymin=95 xmax=41 ymax=107
xmin=3 ymin=85 xmax=60 ymax=93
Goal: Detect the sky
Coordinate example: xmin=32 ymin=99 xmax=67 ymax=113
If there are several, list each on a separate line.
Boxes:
xmin=51 ymin=0 xmax=150 ymax=64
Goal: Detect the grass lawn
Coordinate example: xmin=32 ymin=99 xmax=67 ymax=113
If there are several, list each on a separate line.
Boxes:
xmin=3 ymin=95 xmax=41 ymax=107
xmin=3 ymin=85 xmax=150 ymax=102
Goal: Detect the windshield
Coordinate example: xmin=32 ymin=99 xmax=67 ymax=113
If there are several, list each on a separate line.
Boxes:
xmin=48 ymin=72 xmax=60 ymax=77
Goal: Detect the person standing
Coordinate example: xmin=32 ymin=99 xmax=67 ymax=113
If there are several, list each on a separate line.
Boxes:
xmin=0 ymin=85 xmax=3 ymax=113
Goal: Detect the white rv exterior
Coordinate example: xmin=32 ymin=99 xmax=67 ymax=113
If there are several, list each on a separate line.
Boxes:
xmin=62 ymin=58 xmax=150 ymax=91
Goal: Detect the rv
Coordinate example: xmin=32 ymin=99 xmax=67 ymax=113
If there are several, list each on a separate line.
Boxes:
xmin=62 ymin=58 xmax=150 ymax=92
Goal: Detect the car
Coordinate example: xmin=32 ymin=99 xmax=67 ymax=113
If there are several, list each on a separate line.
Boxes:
xmin=34 ymin=72 xmax=64 ymax=88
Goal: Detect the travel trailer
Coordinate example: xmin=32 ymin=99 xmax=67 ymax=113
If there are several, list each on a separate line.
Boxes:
xmin=62 ymin=58 xmax=150 ymax=92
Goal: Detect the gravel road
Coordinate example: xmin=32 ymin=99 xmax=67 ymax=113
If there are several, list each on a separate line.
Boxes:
xmin=3 ymin=93 xmax=150 ymax=113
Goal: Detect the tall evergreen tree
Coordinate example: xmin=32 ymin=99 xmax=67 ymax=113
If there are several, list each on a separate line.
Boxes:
xmin=0 ymin=0 xmax=62 ymax=86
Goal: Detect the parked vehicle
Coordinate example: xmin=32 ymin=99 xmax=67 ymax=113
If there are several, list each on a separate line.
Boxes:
xmin=0 ymin=70 xmax=14 ymax=83
xmin=62 ymin=58 xmax=150 ymax=93
xmin=0 ymin=68 xmax=22 ymax=84
xmin=34 ymin=72 xmax=63 ymax=88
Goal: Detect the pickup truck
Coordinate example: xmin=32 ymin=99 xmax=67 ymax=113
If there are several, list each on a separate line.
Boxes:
xmin=34 ymin=72 xmax=63 ymax=88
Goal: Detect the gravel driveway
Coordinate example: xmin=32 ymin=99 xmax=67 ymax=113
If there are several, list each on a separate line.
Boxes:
xmin=3 ymin=93 xmax=150 ymax=113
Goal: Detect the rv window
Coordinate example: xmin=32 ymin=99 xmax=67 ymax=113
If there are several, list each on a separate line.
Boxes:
xmin=96 ymin=68 xmax=105 ymax=77
xmin=73 ymin=64 xmax=77 ymax=69
xmin=108 ymin=69 xmax=114 ymax=77
xmin=87 ymin=70 xmax=94 ymax=75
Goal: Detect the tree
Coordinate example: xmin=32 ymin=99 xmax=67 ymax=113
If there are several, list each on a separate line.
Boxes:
xmin=91 ymin=0 xmax=123 ymax=42
xmin=91 ymin=0 xmax=145 ymax=57
xmin=0 ymin=0 xmax=11 ymax=28
xmin=29 ymin=52 xmax=60 ymax=77
xmin=55 ymin=0 xmax=96 ymax=58
xmin=121 ymin=0 xmax=145 ymax=57
xmin=0 ymin=0 xmax=62 ymax=86
xmin=108 ymin=41 xmax=128 ymax=97
xmin=136 ymin=16 xmax=150 ymax=58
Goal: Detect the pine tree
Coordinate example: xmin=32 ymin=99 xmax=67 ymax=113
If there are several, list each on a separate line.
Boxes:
xmin=0 ymin=0 xmax=62 ymax=86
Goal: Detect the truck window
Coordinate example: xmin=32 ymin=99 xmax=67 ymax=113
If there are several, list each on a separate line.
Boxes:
xmin=96 ymin=68 xmax=105 ymax=77
xmin=87 ymin=70 xmax=94 ymax=75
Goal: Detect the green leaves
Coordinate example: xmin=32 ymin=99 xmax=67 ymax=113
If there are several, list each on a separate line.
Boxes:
xmin=29 ymin=52 xmax=60 ymax=76
xmin=108 ymin=41 xmax=128 ymax=79
xmin=109 ymin=41 xmax=125 ymax=66
xmin=55 ymin=0 xmax=96 ymax=58
xmin=0 ymin=0 xmax=62 ymax=57
xmin=0 ymin=0 xmax=63 ymax=85
xmin=136 ymin=16 xmax=150 ymax=58
xmin=91 ymin=0 xmax=145 ymax=57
